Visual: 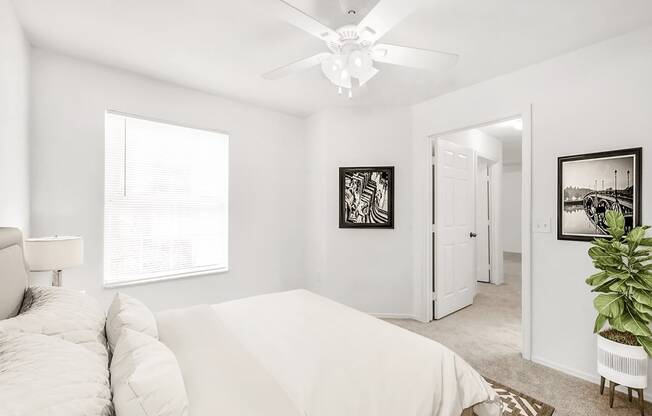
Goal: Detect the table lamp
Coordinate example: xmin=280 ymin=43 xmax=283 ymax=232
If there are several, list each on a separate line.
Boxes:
xmin=24 ymin=236 xmax=83 ymax=287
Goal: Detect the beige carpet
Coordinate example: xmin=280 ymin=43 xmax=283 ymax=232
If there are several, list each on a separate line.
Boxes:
xmin=386 ymin=253 xmax=650 ymax=416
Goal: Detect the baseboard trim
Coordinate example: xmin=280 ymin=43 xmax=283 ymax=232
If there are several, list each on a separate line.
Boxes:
xmin=531 ymin=355 xmax=598 ymax=384
xmin=370 ymin=313 xmax=417 ymax=320
xmin=532 ymin=355 xmax=652 ymax=399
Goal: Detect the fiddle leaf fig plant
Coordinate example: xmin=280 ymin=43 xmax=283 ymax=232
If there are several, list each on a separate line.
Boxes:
xmin=587 ymin=210 xmax=652 ymax=356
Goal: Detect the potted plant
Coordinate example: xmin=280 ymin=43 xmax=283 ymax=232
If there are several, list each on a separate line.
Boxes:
xmin=587 ymin=210 xmax=652 ymax=390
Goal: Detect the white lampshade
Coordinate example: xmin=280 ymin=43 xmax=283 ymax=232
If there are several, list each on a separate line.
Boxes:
xmin=24 ymin=236 xmax=83 ymax=272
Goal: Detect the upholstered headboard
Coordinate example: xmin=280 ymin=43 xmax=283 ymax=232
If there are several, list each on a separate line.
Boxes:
xmin=0 ymin=227 xmax=28 ymax=320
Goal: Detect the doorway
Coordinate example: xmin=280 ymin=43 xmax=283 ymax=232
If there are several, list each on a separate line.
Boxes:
xmin=430 ymin=116 xmax=525 ymax=354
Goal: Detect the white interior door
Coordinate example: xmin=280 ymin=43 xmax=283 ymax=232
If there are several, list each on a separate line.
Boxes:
xmin=476 ymin=158 xmax=490 ymax=283
xmin=434 ymin=139 xmax=476 ymax=319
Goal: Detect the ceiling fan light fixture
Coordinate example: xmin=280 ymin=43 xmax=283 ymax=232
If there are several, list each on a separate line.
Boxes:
xmin=347 ymin=49 xmax=372 ymax=79
xmin=321 ymin=54 xmax=346 ymax=83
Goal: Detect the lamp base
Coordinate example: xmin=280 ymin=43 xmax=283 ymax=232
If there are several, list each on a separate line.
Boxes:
xmin=52 ymin=270 xmax=62 ymax=287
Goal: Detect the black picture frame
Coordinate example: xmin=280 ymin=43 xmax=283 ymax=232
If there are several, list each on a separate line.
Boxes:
xmin=557 ymin=147 xmax=642 ymax=241
xmin=339 ymin=166 xmax=394 ymax=229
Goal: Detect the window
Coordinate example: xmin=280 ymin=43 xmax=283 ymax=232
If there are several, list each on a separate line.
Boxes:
xmin=104 ymin=111 xmax=228 ymax=287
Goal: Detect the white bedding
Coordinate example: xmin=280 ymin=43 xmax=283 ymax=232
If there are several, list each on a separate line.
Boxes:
xmin=0 ymin=286 xmax=113 ymax=416
xmin=0 ymin=286 xmax=109 ymax=359
xmin=160 ymin=289 xmax=501 ymax=416
xmin=157 ymin=305 xmax=303 ymax=416
xmin=0 ymin=331 xmax=113 ymax=416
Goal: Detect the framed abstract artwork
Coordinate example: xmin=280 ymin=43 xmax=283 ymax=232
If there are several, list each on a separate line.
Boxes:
xmin=339 ymin=166 xmax=394 ymax=229
xmin=558 ymin=148 xmax=642 ymax=241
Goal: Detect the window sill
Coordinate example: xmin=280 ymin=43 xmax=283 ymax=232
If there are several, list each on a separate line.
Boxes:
xmin=103 ymin=267 xmax=229 ymax=289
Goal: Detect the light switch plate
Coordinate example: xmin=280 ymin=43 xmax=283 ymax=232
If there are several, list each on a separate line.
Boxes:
xmin=534 ymin=217 xmax=551 ymax=233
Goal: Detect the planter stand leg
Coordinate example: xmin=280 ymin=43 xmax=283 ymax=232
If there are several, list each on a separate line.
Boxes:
xmin=630 ymin=388 xmax=633 ymax=402
xmin=609 ymin=381 xmax=618 ymax=408
xmin=600 ymin=377 xmax=605 ymax=395
xmin=637 ymin=389 xmax=645 ymax=416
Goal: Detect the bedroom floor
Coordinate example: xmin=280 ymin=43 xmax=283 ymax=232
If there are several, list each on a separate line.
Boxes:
xmin=387 ymin=253 xmax=651 ymax=416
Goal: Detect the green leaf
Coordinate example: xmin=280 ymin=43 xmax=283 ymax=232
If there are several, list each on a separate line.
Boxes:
xmin=593 ymin=257 xmax=622 ymax=269
xmin=605 ymin=210 xmax=626 ymax=239
xmin=613 ymin=241 xmax=630 ymax=253
xmin=634 ymin=302 xmax=652 ymax=317
xmin=627 ymin=227 xmax=647 ymax=248
xmin=626 ymin=277 xmax=652 ymax=291
xmin=591 ymin=279 xmax=618 ymax=293
xmin=632 ymin=289 xmax=652 ymax=307
xmin=640 ymin=238 xmax=652 ymax=247
xmin=592 ymin=238 xmax=613 ymax=249
xmin=594 ymin=314 xmax=608 ymax=333
xmin=586 ymin=271 xmax=609 ymax=286
xmin=609 ymin=271 xmax=630 ymax=280
xmin=588 ymin=246 xmax=608 ymax=259
xmin=611 ymin=279 xmax=631 ymax=292
xmin=636 ymin=336 xmax=652 ymax=357
xmin=640 ymin=274 xmax=652 ymax=287
xmin=628 ymin=306 xmax=651 ymax=324
xmin=593 ymin=294 xmax=625 ymax=318
xmin=611 ymin=310 xmax=652 ymax=336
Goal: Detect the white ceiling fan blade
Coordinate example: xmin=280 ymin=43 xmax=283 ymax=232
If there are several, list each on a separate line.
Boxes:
xmin=262 ymin=0 xmax=339 ymax=43
xmin=357 ymin=0 xmax=426 ymax=43
xmin=263 ymin=52 xmax=331 ymax=80
xmin=372 ymin=44 xmax=459 ymax=72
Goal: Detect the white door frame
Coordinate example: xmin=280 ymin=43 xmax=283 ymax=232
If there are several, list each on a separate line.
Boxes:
xmin=475 ymin=156 xmax=491 ymax=284
xmin=420 ymin=106 xmax=533 ymax=360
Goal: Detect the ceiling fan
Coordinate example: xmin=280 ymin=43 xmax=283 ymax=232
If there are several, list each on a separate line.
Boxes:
xmin=260 ymin=0 xmax=459 ymax=97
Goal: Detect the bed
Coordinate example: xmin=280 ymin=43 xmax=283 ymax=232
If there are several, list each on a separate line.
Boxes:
xmin=0 ymin=227 xmax=502 ymax=416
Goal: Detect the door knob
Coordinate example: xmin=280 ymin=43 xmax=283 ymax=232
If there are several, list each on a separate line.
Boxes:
xmin=469 ymin=232 xmax=477 ymax=238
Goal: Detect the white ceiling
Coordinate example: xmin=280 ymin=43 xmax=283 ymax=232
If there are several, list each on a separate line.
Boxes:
xmin=12 ymin=0 xmax=652 ymax=117
xmin=479 ymin=120 xmax=522 ymax=165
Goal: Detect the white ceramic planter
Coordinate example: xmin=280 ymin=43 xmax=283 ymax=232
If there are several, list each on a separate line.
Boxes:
xmin=597 ymin=334 xmax=648 ymax=388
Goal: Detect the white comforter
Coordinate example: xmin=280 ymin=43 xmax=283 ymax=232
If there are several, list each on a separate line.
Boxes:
xmin=0 ymin=287 xmax=113 ymax=416
xmin=0 ymin=331 xmax=113 ymax=416
xmin=161 ymin=289 xmax=502 ymax=416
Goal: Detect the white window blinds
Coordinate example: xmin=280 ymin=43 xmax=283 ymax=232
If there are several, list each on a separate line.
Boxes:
xmin=104 ymin=112 xmax=228 ymax=286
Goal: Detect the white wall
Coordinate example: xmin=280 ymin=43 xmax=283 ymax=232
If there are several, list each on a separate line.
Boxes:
xmin=305 ymin=107 xmax=414 ymax=318
xmin=0 ymin=0 xmax=30 ymax=232
xmin=502 ymin=164 xmax=522 ymax=253
xmin=441 ymin=129 xmax=503 ymax=162
xmin=29 ymin=49 xmax=307 ymax=311
xmin=413 ymin=26 xmax=652 ymax=390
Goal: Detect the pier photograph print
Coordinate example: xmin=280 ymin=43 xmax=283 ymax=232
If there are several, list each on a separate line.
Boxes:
xmin=558 ymin=148 xmax=642 ymax=241
xmin=339 ymin=166 xmax=394 ymax=229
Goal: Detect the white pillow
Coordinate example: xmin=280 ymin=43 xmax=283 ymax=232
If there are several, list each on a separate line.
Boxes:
xmin=110 ymin=328 xmax=189 ymax=416
xmin=106 ymin=293 xmax=158 ymax=351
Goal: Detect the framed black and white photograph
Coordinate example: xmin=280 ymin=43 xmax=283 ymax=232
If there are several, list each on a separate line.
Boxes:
xmin=339 ymin=166 xmax=394 ymax=229
xmin=558 ymin=148 xmax=642 ymax=241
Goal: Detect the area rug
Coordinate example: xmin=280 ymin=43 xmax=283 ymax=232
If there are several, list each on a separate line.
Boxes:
xmin=477 ymin=378 xmax=555 ymax=416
